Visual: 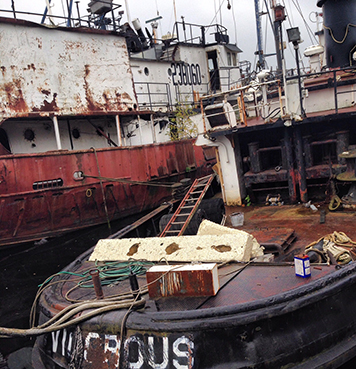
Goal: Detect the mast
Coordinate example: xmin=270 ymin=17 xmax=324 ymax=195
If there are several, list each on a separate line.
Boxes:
xmin=66 ymin=0 xmax=73 ymax=27
xmin=254 ymin=0 xmax=265 ymax=70
xmin=270 ymin=0 xmax=286 ymax=75
xmin=124 ymin=0 xmax=131 ymax=23
xmin=173 ymin=0 xmax=177 ymax=23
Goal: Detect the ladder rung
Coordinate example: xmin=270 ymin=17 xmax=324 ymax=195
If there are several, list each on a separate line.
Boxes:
xmin=160 ymin=174 xmax=214 ymax=238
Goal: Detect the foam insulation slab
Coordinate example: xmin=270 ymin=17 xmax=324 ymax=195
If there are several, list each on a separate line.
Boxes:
xmin=89 ymin=233 xmax=253 ymax=262
xmin=197 ymin=220 xmax=264 ymax=258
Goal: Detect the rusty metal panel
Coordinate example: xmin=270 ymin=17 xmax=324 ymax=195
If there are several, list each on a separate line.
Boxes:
xmin=146 ymin=263 xmax=220 ymax=298
xmin=0 ymin=20 xmax=137 ymax=120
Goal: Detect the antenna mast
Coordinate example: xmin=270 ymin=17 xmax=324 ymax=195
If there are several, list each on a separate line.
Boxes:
xmin=173 ymin=0 xmax=177 ymax=23
xmin=270 ymin=0 xmax=286 ymax=75
xmin=254 ymin=0 xmax=265 ymax=70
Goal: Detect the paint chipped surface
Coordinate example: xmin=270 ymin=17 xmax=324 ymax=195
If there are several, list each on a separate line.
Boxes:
xmin=146 ymin=263 xmax=220 ymax=298
xmin=0 ymin=20 xmax=137 ymax=120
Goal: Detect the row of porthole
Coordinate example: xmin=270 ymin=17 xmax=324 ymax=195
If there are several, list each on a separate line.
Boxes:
xmin=23 ymin=126 xmax=107 ymax=142
xmin=33 ymin=178 xmax=63 ymax=190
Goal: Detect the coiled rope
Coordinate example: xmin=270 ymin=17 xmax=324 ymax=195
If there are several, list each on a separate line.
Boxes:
xmin=306 ymin=231 xmax=356 ymax=249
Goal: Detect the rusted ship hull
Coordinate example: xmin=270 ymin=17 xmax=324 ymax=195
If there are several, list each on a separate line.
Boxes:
xmin=0 ymin=140 xmax=213 ymax=246
xmin=31 ymin=246 xmax=356 ymax=369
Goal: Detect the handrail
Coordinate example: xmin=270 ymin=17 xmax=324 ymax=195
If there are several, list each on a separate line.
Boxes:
xmin=199 ymin=65 xmax=356 ymax=134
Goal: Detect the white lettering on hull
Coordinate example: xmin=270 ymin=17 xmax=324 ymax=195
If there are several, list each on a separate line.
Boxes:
xmin=51 ymin=329 xmax=195 ymax=368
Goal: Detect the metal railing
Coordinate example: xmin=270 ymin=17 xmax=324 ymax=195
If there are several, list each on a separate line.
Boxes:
xmin=199 ymin=79 xmax=285 ymax=134
xmin=199 ymin=65 xmax=356 ymax=134
xmin=172 ymin=21 xmax=229 ymax=46
xmin=134 ymin=82 xmax=173 ymax=111
xmin=286 ymin=66 xmax=356 ymax=115
xmin=0 ymin=2 xmax=123 ymax=30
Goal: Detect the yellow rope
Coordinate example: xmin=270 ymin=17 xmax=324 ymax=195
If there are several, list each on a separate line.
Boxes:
xmin=324 ymin=23 xmax=356 ymax=44
xmin=329 ymin=195 xmax=342 ymax=211
xmin=306 ymin=231 xmax=356 ymax=250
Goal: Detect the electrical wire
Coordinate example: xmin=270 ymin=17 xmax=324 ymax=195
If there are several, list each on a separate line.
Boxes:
xmin=1 ymin=261 xmax=186 ymax=338
xmin=230 ymin=0 xmax=238 ymax=46
xmin=0 ymin=259 xmax=261 ymax=339
xmin=288 ymin=0 xmax=318 ymax=45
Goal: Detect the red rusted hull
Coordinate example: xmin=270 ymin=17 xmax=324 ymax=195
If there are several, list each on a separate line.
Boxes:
xmin=0 ymin=139 xmax=214 ymax=246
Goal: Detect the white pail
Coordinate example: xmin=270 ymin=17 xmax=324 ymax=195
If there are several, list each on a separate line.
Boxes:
xmin=230 ymin=212 xmax=244 ymax=227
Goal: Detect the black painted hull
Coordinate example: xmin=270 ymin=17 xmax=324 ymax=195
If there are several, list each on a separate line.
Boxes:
xmin=32 ymin=256 xmax=356 ymax=368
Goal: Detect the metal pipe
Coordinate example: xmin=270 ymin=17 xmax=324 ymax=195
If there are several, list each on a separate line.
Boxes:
xmin=294 ymin=126 xmax=308 ymax=203
xmin=137 ymin=115 xmax=143 ymax=145
xmin=115 ymin=115 xmax=123 ymax=146
xmin=129 ymin=270 xmax=141 ymax=300
xmin=200 ymin=99 xmax=207 ymax=133
xmin=333 ymin=70 xmax=338 ymax=113
xmin=294 ymin=44 xmax=305 ymax=117
xmin=42 ymin=0 xmax=52 ymax=24
xmin=11 ymin=0 xmax=16 ymax=19
xmin=90 ymin=269 xmax=104 ymax=299
xmin=284 ymin=128 xmax=297 ymax=203
xmin=67 ymin=119 xmax=74 ymax=150
xmin=52 ymin=116 xmax=62 ymax=150
xmin=254 ymin=0 xmax=265 ymax=69
xmin=125 ymin=0 xmax=131 ymax=24
xmin=75 ymin=1 xmax=81 ymax=26
xmin=66 ymin=0 xmax=73 ymax=27
xmin=150 ymin=114 xmax=157 ymax=143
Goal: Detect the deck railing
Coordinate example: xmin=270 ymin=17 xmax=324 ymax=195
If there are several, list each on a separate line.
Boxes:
xmin=198 ymin=65 xmax=356 ymax=134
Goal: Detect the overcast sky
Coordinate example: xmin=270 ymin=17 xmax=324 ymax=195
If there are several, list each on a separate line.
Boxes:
xmin=2 ymin=0 xmax=322 ymax=69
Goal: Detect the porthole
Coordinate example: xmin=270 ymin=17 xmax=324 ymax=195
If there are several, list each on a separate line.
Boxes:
xmin=144 ymin=67 xmax=149 ymax=76
xmin=24 ymin=128 xmax=35 ymax=141
xmin=72 ymin=128 xmax=80 ymax=139
xmin=33 ymin=178 xmax=63 ymax=190
xmin=73 ymin=171 xmax=84 ymax=181
xmin=168 ymin=68 xmax=172 ymax=76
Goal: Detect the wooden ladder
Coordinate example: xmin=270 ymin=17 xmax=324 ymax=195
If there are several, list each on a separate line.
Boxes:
xmin=160 ymin=174 xmax=215 ymax=237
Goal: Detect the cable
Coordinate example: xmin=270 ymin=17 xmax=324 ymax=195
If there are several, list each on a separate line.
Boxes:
xmin=288 ymin=0 xmax=318 ymax=45
xmin=0 ymin=299 xmax=145 ymax=338
xmin=230 ymin=0 xmax=238 ymax=46
xmin=91 ymin=147 xmax=111 ymax=233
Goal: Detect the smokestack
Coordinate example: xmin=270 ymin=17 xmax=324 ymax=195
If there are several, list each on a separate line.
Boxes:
xmin=317 ymin=0 xmax=356 ymax=68
xmin=132 ymin=18 xmax=148 ymax=48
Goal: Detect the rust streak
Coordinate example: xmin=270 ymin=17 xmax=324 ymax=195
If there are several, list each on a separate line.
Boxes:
xmin=33 ymin=93 xmax=59 ymax=113
xmin=83 ymin=65 xmax=103 ymax=112
xmin=4 ymin=80 xmax=29 ymax=113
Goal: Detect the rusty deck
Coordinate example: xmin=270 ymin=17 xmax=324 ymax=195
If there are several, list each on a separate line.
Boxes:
xmin=224 ymin=204 xmax=356 ymax=258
